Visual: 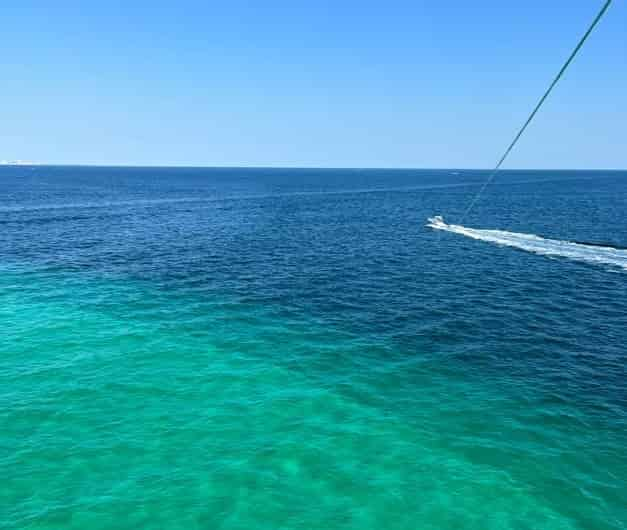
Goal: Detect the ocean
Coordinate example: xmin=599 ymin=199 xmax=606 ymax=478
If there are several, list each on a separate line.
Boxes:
xmin=1 ymin=166 xmax=626 ymax=529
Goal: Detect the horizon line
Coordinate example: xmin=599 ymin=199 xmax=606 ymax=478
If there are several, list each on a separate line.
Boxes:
xmin=1 ymin=162 xmax=626 ymax=172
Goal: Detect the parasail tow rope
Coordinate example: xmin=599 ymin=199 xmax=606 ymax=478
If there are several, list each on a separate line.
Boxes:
xmin=457 ymin=0 xmax=612 ymax=226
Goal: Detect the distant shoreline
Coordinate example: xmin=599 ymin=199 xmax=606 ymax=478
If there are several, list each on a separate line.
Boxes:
xmin=0 ymin=160 xmax=39 ymax=166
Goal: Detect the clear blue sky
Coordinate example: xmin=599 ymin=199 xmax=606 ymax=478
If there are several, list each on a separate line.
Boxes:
xmin=2 ymin=1 xmax=625 ymax=169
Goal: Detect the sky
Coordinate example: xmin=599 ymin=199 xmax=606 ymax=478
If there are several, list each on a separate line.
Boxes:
xmin=2 ymin=0 xmax=626 ymax=169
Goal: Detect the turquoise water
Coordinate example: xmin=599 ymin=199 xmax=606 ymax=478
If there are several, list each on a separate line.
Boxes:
xmin=2 ymin=166 xmax=626 ymax=529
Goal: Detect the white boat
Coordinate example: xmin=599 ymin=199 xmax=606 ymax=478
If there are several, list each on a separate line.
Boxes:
xmin=426 ymin=215 xmax=447 ymax=229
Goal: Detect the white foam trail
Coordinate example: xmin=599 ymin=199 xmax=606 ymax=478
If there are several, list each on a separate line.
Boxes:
xmin=427 ymin=216 xmax=627 ymax=271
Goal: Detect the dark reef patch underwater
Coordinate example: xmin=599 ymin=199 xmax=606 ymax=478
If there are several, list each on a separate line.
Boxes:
xmin=1 ymin=166 xmax=626 ymax=529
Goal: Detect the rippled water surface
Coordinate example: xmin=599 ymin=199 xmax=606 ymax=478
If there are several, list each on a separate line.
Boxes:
xmin=2 ymin=166 xmax=626 ymax=529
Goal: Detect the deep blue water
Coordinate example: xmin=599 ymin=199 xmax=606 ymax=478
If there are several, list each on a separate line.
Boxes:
xmin=1 ymin=166 xmax=626 ymax=529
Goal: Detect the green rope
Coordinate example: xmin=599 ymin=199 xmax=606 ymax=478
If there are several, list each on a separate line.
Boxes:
xmin=458 ymin=0 xmax=612 ymax=225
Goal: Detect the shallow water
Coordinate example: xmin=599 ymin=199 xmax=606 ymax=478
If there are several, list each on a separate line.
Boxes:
xmin=2 ymin=166 xmax=626 ymax=529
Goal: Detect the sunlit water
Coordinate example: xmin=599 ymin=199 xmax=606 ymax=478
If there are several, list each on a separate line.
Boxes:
xmin=2 ymin=166 xmax=626 ymax=529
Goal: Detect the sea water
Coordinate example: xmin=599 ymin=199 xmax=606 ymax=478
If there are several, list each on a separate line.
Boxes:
xmin=1 ymin=166 xmax=626 ymax=529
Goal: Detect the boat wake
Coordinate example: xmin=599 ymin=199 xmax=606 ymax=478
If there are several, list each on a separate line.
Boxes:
xmin=427 ymin=216 xmax=627 ymax=271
